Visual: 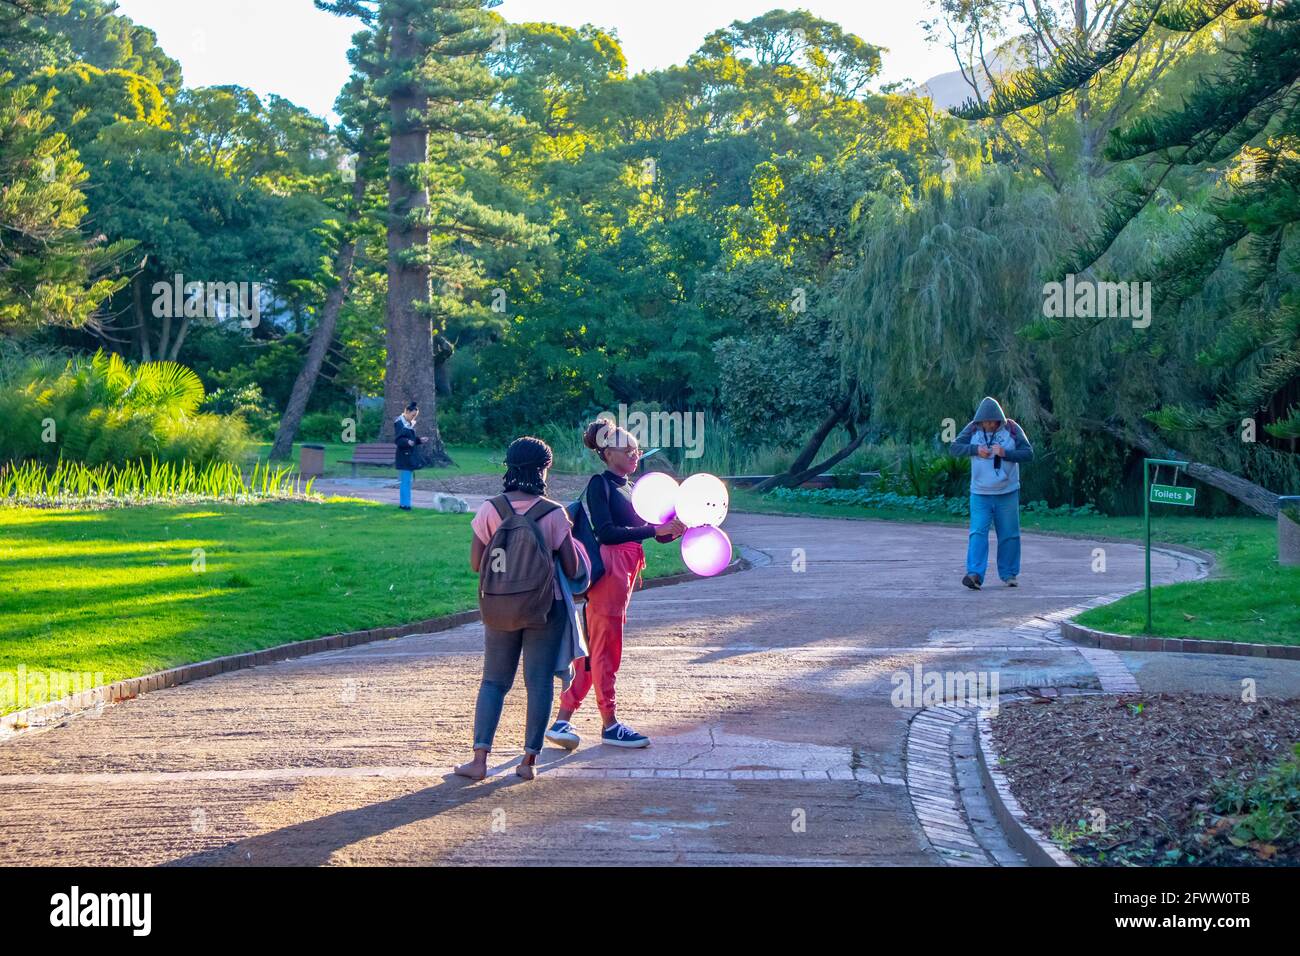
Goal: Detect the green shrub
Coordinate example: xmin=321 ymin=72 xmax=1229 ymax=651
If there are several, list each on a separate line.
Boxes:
xmin=770 ymin=486 xmax=973 ymax=516
xmin=1211 ymin=743 xmax=1300 ymax=848
xmin=768 ymin=485 xmax=1100 ymax=520
xmin=202 ymin=383 xmax=276 ymax=439
xmin=0 ymin=349 xmax=249 ymax=468
xmin=875 ymin=447 xmax=971 ymax=498
xmin=298 ymin=410 xmax=350 ymax=443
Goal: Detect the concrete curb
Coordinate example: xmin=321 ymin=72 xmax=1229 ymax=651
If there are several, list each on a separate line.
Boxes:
xmin=1059 ymin=620 xmax=1300 ymax=661
xmin=1051 ymin=539 xmax=1299 ymax=661
xmin=1 ymin=555 xmax=750 ymax=739
xmin=974 ymin=708 xmax=1076 ymax=868
xmin=639 ymin=553 xmax=750 ymax=591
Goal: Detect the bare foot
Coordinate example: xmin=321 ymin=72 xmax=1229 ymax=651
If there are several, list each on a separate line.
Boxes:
xmin=454 ymin=759 xmax=487 ymax=780
xmin=516 ymin=756 xmax=536 ymax=781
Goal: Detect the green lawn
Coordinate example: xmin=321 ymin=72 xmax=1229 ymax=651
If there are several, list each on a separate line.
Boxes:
xmin=0 ymin=499 xmax=687 ymax=714
xmin=253 ymin=441 xmax=551 ymax=479
xmin=734 ymin=489 xmax=1299 ymax=645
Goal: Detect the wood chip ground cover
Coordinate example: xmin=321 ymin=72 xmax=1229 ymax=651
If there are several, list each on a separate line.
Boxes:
xmin=992 ymin=694 xmax=1300 ymax=865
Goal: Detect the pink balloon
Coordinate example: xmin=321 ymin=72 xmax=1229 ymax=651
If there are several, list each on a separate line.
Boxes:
xmin=632 ymin=471 xmax=678 ymax=525
xmin=681 ymin=525 xmax=732 ymax=577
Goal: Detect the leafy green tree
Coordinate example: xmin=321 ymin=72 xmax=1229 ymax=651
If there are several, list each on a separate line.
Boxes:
xmin=957 ymin=0 xmax=1297 ymax=514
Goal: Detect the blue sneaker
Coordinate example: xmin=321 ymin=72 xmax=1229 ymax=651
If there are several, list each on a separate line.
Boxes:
xmin=545 ymin=720 xmax=580 ymax=750
xmin=602 ymin=722 xmax=650 ymax=748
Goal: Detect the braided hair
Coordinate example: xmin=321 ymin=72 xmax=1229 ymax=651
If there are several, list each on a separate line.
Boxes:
xmin=502 ymin=436 xmax=553 ymax=496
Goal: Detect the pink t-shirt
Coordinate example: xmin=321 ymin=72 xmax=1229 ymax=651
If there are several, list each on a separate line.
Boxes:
xmin=471 ymin=496 xmax=588 ymax=598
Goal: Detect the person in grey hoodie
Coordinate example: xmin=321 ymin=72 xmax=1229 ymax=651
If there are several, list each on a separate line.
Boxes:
xmin=949 ymin=396 xmax=1034 ymax=590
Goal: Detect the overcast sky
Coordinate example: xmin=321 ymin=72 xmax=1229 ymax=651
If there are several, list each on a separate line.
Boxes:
xmin=113 ymin=0 xmax=959 ymax=121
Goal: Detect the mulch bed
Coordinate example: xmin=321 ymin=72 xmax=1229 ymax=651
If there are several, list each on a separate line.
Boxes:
xmin=992 ymin=693 xmax=1300 ymax=865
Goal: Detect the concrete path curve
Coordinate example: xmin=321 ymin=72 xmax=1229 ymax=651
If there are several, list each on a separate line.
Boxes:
xmin=0 ymin=512 xmax=1226 ymax=865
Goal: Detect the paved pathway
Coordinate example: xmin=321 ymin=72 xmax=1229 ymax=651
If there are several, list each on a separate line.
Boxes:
xmin=0 ymin=509 xmax=1272 ymax=866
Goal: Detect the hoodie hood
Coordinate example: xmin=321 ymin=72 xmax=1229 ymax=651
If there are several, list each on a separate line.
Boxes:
xmin=973 ymin=396 xmax=1006 ymax=423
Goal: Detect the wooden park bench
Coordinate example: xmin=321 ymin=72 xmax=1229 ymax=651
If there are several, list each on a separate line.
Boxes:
xmin=340 ymin=443 xmax=395 ymax=478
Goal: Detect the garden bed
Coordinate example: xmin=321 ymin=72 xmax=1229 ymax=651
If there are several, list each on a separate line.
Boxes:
xmin=991 ymin=694 xmax=1300 ymax=865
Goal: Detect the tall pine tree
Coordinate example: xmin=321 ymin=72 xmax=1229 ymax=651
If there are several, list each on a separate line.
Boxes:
xmin=0 ymin=0 xmax=131 ymax=334
xmin=316 ymin=0 xmax=544 ymax=462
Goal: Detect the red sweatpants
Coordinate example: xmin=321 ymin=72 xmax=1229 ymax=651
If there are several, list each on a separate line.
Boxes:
xmin=559 ymin=541 xmax=645 ymax=722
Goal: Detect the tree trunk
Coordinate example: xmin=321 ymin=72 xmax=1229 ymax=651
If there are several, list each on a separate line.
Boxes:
xmin=133 ymin=275 xmax=152 ymax=362
xmin=270 ymin=169 xmax=368 ymax=460
xmin=753 ymin=393 xmax=866 ymax=492
xmin=380 ymin=15 xmax=452 ymax=467
xmin=167 ymin=316 xmax=190 ymax=362
xmin=434 ymin=332 xmax=454 ymax=397
xmin=1083 ymin=418 xmax=1281 ymax=517
xmin=1074 ymin=0 xmax=1094 ymax=176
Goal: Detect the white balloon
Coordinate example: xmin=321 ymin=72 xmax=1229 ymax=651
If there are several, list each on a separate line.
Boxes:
xmin=631 ymin=471 xmax=679 ymax=525
xmin=675 ymin=473 xmax=729 ymax=528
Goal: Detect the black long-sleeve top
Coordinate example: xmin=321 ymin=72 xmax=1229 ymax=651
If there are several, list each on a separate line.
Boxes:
xmin=393 ymin=416 xmax=420 ymax=470
xmin=585 ymin=471 xmax=656 ymax=545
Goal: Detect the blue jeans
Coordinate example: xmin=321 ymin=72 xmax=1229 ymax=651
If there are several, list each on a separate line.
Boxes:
xmin=472 ymin=600 xmax=565 ymax=755
xmin=967 ymin=490 xmax=1021 ymax=580
xmin=398 ymin=469 xmax=412 ymax=508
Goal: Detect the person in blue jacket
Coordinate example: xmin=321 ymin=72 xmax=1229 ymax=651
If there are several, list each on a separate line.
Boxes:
xmin=949 ymin=396 xmax=1035 ymax=590
xmin=393 ymin=401 xmax=428 ymax=510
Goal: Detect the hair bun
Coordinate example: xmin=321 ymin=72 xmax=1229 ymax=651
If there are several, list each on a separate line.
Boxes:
xmin=582 ymin=419 xmax=610 ymax=451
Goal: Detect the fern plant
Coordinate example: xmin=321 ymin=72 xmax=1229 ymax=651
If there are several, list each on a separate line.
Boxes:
xmin=0 ymin=348 xmax=248 ymax=468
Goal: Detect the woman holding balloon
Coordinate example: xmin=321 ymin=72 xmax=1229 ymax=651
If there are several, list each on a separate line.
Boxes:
xmin=545 ymin=420 xmax=684 ymax=750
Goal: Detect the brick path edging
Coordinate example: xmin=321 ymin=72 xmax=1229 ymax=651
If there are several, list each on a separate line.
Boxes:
xmin=974 ymin=708 xmax=1076 ymax=867
xmin=904 ymin=705 xmax=992 ymax=866
xmin=1059 ymin=621 xmax=1300 ymax=661
xmin=1 ymin=555 xmax=750 ymax=738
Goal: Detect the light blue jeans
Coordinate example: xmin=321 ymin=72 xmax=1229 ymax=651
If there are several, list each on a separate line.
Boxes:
xmin=967 ymin=490 xmax=1021 ymax=580
xmin=398 ymin=469 xmax=412 ymax=508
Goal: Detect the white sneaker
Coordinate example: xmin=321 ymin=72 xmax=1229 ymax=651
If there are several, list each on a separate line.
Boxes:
xmin=545 ymin=720 xmax=580 ymax=750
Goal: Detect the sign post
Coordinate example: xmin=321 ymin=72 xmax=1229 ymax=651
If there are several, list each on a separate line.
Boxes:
xmin=1143 ymin=457 xmax=1194 ymax=633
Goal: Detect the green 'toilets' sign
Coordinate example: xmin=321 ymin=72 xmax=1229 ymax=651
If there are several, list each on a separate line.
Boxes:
xmin=1149 ymin=484 xmax=1196 ymax=507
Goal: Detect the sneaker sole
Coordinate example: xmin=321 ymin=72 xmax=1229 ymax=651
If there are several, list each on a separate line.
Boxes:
xmin=545 ymin=733 xmax=580 ymax=751
xmin=601 ymin=737 xmax=650 ymax=749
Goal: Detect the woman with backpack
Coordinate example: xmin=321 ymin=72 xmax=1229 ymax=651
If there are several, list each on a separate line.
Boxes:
xmin=545 ymin=420 xmax=684 ymax=751
xmin=455 ymin=437 xmax=581 ymax=782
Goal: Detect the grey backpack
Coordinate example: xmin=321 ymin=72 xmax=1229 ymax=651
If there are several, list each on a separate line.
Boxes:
xmin=478 ymin=496 xmax=559 ymax=631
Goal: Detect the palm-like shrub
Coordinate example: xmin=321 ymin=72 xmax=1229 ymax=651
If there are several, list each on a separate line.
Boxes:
xmin=0 ymin=349 xmax=249 ymax=467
